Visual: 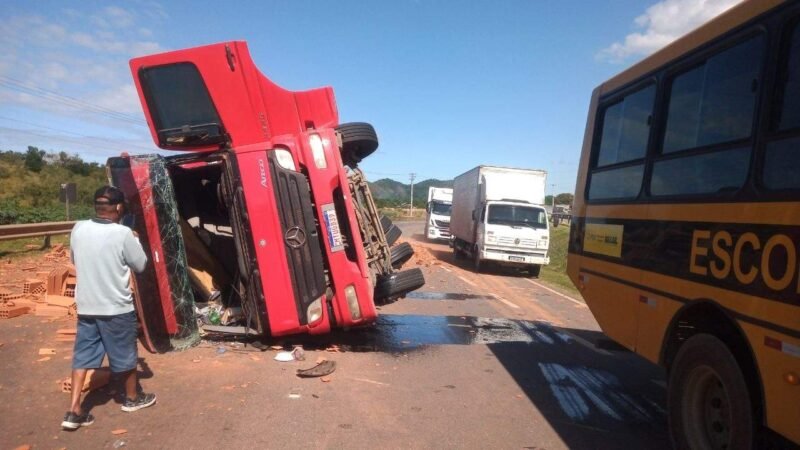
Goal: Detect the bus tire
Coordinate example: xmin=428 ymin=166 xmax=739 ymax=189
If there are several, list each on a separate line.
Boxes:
xmin=668 ymin=334 xmax=755 ymax=450
xmin=528 ymin=264 xmax=541 ymax=277
xmin=336 ymin=122 xmax=378 ymax=165
xmin=390 ymin=242 xmax=414 ymax=268
xmin=385 ymin=224 xmax=401 ymax=246
xmin=374 ymin=268 xmax=425 ymax=302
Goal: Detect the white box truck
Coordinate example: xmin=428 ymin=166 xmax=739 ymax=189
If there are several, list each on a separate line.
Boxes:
xmin=450 ymin=166 xmax=550 ymax=276
xmin=425 ymin=187 xmax=453 ymax=240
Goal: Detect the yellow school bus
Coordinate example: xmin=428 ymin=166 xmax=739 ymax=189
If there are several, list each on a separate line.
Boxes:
xmin=568 ymin=0 xmax=800 ymax=447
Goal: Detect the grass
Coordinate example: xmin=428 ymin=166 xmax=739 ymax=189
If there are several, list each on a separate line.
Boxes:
xmin=379 ymin=207 xmax=427 ymax=222
xmin=539 ymin=224 xmax=582 ymax=297
xmin=0 ymin=235 xmax=70 ymax=259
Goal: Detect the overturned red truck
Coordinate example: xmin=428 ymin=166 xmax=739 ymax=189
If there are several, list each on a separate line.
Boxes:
xmin=109 ymin=42 xmax=423 ymax=352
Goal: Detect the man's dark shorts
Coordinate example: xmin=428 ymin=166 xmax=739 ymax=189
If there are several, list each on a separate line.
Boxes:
xmin=73 ymin=311 xmax=138 ymax=373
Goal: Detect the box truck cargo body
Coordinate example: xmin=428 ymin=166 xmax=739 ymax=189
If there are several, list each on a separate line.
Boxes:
xmin=451 ymin=166 xmax=549 ymax=275
xmin=425 ymin=187 xmax=452 ymax=240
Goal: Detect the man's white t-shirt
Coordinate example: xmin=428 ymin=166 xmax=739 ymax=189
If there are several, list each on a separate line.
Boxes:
xmin=70 ymin=219 xmax=148 ymax=316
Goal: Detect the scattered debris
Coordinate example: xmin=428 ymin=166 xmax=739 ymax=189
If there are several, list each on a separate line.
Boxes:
xmin=112 ymin=439 xmax=127 ymax=448
xmin=37 ymin=356 xmax=51 ymax=362
xmin=296 ymin=360 xmax=336 ymax=378
xmin=274 ymin=351 xmax=295 ymax=362
xmin=320 ymin=375 xmax=332 ymax=383
xmin=38 ymin=348 xmax=56 ymax=355
xmin=291 ymin=346 xmax=305 ymax=361
xmin=111 ymin=429 xmax=128 ymax=435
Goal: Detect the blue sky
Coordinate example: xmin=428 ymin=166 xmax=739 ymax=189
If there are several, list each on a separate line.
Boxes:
xmin=0 ymin=0 xmax=740 ymax=195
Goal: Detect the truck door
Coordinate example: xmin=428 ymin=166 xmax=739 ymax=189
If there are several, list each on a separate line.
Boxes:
xmin=108 ymin=155 xmax=199 ymax=353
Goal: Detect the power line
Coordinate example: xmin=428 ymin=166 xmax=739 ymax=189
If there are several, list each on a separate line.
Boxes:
xmin=0 ymin=115 xmax=156 ymax=153
xmin=0 ymin=126 xmax=150 ymax=159
xmin=0 ymin=75 xmax=146 ymax=126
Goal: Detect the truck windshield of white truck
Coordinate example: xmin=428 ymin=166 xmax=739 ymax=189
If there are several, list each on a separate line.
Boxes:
xmin=431 ymin=202 xmax=451 ymax=216
xmin=486 ymin=204 xmax=546 ymax=229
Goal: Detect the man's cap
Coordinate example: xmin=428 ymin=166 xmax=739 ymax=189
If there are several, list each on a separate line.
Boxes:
xmin=94 ymin=185 xmax=125 ymax=205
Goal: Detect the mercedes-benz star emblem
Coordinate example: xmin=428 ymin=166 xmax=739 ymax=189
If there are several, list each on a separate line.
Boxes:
xmin=285 ymin=226 xmax=307 ymax=249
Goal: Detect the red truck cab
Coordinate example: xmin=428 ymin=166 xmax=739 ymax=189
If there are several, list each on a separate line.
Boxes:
xmin=110 ymin=42 xmax=423 ymax=352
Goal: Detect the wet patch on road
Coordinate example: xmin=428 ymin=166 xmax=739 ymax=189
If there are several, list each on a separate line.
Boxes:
xmin=405 ymin=291 xmax=496 ymax=301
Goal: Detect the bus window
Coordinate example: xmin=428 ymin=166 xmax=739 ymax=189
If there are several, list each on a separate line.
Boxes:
xmin=588 ymin=84 xmax=654 ymax=201
xmin=663 ymin=35 xmax=763 ymax=153
xmin=651 ymin=147 xmax=750 ymax=195
xmin=764 ymin=22 xmax=800 ymax=191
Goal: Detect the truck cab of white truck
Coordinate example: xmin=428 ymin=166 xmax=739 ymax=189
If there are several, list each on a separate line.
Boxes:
xmin=425 ymin=187 xmax=452 ymax=240
xmin=450 ymin=166 xmax=550 ymax=276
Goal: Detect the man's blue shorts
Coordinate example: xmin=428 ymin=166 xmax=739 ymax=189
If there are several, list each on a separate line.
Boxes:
xmin=73 ymin=311 xmax=138 ymax=373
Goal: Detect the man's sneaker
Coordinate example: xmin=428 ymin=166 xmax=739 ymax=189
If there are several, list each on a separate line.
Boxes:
xmin=121 ymin=392 xmax=157 ymax=412
xmin=61 ymin=411 xmax=95 ymax=430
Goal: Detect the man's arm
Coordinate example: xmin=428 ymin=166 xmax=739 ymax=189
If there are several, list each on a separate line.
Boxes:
xmin=122 ymin=229 xmax=148 ymax=274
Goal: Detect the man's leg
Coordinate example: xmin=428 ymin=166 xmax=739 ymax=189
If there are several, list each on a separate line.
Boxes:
xmin=70 ymin=369 xmax=89 ymax=414
xmin=123 ymin=368 xmax=137 ymax=402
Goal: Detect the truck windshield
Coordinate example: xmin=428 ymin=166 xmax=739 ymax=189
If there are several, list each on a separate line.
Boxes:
xmin=487 ymin=205 xmax=546 ymax=229
xmin=431 ymin=201 xmax=451 ymax=216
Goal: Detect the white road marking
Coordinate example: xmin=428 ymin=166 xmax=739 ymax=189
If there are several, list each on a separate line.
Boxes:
xmin=524 ymin=278 xmax=587 ymax=307
xmin=488 ymin=292 xmax=520 ymax=309
xmin=557 ymin=329 xmax=612 ymax=356
xmin=456 ymin=274 xmax=477 ymax=287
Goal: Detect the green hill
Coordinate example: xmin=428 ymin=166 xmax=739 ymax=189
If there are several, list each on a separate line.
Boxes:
xmin=368 ymin=178 xmax=454 ymax=206
xmin=0 ymin=147 xmax=106 ymax=224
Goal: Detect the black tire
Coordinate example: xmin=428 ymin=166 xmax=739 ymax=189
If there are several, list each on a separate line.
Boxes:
xmin=668 ymin=334 xmax=756 ymax=450
xmin=380 ymin=215 xmax=392 ymax=233
xmin=453 ymin=244 xmax=464 ymax=260
xmin=473 ymin=247 xmax=482 ymax=273
xmin=336 ymin=122 xmax=378 ymax=166
xmin=390 ymin=242 xmax=414 ymax=268
xmin=528 ymin=264 xmax=541 ymax=277
xmin=374 ymin=268 xmax=425 ymax=302
xmin=385 ymin=224 xmax=401 ymax=246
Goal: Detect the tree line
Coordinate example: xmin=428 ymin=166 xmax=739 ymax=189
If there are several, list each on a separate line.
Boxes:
xmin=0 ymin=147 xmax=107 ymax=225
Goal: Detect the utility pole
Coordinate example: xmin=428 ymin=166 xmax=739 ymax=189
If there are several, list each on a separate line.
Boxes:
xmin=408 ymin=173 xmax=416 ymax=217
xmin=550 ymin=183 xmax=556 ymax=208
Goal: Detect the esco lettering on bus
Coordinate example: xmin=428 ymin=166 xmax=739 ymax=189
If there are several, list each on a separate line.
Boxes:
xmin=690 ymin=229 xmax=799 ymax=292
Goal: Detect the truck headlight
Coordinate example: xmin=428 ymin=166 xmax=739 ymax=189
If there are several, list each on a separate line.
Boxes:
xmin=308 ymin=134 xmax=327 ymax=169
xmin=273 ymin=149 xmax=297 ymax=171
xmin=344 ymin=285 xmax=361 ymax=320
xmin=487 ymin=232 xmax=496 ymax=243
xmin=539 ymin=240 xmax=548 ymax=248
xmin=307 ymin=297 xmax=323 ymax=324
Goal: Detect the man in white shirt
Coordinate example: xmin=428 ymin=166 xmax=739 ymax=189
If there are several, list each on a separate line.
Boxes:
xmin=62 ymin=186 xmax=156 ymax=430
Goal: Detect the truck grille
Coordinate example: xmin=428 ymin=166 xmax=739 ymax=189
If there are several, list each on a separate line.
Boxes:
xmin=268 ymin=153 xmax=326 ymax=325
xmin=497 ymin=236 xmax=538 ymax=248
xmin=434 ymin=220 xmax=450 ymax=229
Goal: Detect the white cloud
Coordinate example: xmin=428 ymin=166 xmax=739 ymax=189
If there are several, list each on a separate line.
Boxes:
xmin=0 ymin=4 xmax=169 ymax=156
xmin=598 ymin=0 xmax=743 ymax=62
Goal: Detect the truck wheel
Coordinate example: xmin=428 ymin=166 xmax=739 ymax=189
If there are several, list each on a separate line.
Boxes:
xmin=380 ymin=215 xmax=392 ymax=233
xmin=473 ymin=248 xmax=482 ymax=273
xmin=385 ymin=224 xmax=401 ymax=246
xmin=336 ymin=122 xmax=378 ymax=166
xmin=528 ymin=264 xmax=541 ymax=277
xmin=390 ymin=242 xmax=414 ymax=268
xmin=668 ymin=334 xmax=756 ymax=450
xmin=374 ymin=268 xmax=425 ymax=302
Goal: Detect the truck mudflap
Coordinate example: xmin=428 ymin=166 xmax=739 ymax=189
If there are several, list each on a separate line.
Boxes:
xmin=346 ymin=168 xmax=425 ymax=303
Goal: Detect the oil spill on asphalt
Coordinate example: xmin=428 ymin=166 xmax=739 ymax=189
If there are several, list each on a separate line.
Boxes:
xmin=405 ymin=291 xmax=497 ymax=301
xmin=301 ymin=314 xmax=566 ymax=352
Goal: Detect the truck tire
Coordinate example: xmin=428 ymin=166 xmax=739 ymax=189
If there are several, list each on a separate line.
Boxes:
xmin=336 ymin=122 xmax=378 ymax=166
xmin=380 ymin=215 xmax=392 ymax=233
xmin=668 ymin=334 xmax=756 ymax=450
xmin=528 ymin=264 xmax=541 ymax=277
xmin=385 ymin=224 xmax=401 ymax=246
xmin=473 ymin=247 xmax=482 ymax=273
xmin=374 ymin=268 xmax=425 ymax=302
xmin=390 ymin=242 xmax=414 ymax=268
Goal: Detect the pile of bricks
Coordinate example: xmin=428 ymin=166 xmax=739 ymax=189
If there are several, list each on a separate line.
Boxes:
xmin=0 ymin=263 xmax=78 ymax=320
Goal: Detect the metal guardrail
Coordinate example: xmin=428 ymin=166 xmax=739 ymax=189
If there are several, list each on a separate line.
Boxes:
xmin=0 ymin=221 xmax=76 ymax=242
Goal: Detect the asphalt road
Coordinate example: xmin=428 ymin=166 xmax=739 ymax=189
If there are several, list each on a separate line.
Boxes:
xmin=0 ymin=220 xmax=670 ymax=449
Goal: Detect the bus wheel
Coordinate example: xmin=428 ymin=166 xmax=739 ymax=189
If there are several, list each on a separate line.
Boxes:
xmin=336 ymin=122 xmax=378 ymax=166
xmin=668 ymin=334 xmax=755 ymax=450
